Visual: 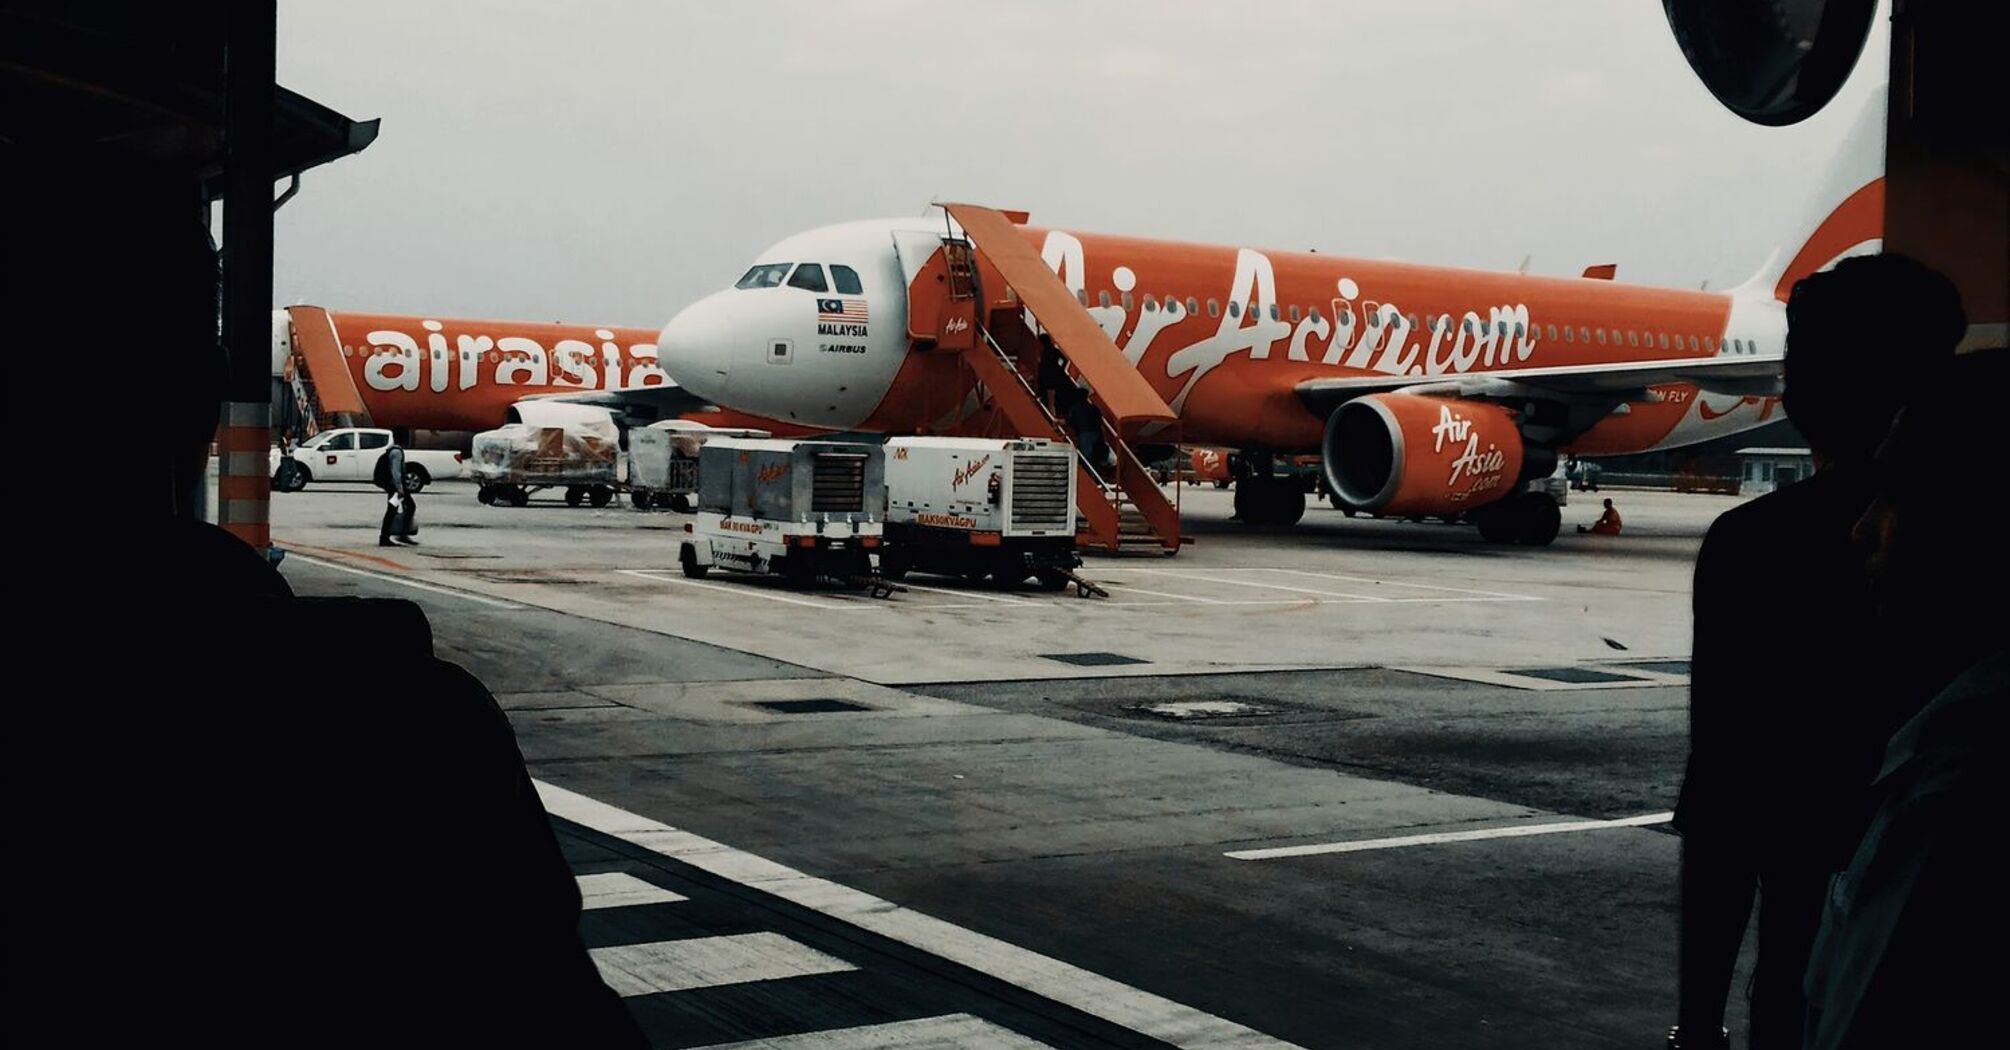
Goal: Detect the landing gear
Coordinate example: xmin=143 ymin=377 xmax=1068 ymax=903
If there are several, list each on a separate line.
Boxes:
xmin=1472 ymin=493 xmax=1562 ymax=546
xmin=1233 ymin=476 xmax=1306 ymax=526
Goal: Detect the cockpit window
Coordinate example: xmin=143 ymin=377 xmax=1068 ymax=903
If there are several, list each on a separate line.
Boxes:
xmin=831 ymin=265 xmax=864 ymax=295
xmin=735 ymin=263 xmax=791 ymax=289
xmin=786 ymin=264 xmax=829 ymax=292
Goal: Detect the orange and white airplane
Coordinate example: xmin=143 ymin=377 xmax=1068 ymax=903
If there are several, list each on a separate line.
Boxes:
xmin=267 ymin=306 xmax=796 ymax=437
xmin=652 ymin=92 xmax=1884 ymax=545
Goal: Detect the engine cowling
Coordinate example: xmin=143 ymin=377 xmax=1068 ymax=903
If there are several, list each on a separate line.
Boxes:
xmin=1322 ymin=394 xmax=1524 ymax=516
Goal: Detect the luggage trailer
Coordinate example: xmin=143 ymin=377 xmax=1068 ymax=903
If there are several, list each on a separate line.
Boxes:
xmin=680 ymin=438 xmax=886 ymax=587
xmin=880 ymin=436 xmax=1090 ymax=592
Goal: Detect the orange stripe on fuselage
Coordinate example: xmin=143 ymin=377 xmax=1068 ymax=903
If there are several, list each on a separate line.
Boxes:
xmin=325 ymin=312 xmax=669 ymax=432
xmin=865 ymin=228 xmax=1736 ymax=453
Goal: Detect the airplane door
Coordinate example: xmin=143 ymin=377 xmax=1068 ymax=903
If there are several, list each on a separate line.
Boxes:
xmin=891 ymin=229 xmax=945 ymax=291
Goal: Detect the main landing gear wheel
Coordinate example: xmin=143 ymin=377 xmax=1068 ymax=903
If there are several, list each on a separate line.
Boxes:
xmin=1514 ymin=494 xmax=1562 ymax=546
xmin=1474 ymin=494 xmax=1561 ymax=546
xmin=1234 ymin=477 xmax=1306 ymax=527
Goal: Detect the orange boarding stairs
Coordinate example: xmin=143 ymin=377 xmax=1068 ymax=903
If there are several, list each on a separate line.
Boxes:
xmin=279 ymin=305 xmax=373 ymax=440
xmin=909 ymin=203 xmax=1184 ymax=554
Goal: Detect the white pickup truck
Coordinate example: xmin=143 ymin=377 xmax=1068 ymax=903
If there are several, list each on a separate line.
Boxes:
xmin=271 ymin=428 xmax=465 ymax=493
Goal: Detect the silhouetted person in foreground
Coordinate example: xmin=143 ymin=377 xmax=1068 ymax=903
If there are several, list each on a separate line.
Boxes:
xmin=12 ymin=157 xmax=645 ymax=1046
xmin=1803 ymin=347 xmax=2009 ymax=1048
xmin=1669 ymin=255 xmax=1964 ymax=1050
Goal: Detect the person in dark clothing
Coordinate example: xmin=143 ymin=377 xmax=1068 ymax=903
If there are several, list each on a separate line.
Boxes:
xmin=1803 ymin=348 xmax=2009 ymax=1049
xmin=1668 ymin=255 xmax=1965 ymax=1050
xmin=13 ymin=157 xmax=645 ymax=1046
xmin=376 ymin=443 xmax=417 ymax=546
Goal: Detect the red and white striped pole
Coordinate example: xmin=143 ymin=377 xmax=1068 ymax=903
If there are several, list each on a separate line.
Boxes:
xmin=220 ymin=1 xmax=276 ymax=554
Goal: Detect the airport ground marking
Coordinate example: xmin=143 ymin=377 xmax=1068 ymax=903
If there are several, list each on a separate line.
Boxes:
xmin=621 ymin=569 xmax=868 ymax=610
xmin=1103 ymin=584 xmax=1231 ymax=605
xmin=892 ymin=580 xmax=1040 ymax=606
xmin=1224 ymin=811 xmax=1675 ymax=860
xmin=536 ymin=779 xmax=1305 ymax=1050
xmin=689 ymin=1014 xmax=1052 ymax=1049
xmin=286 ymin=554 xmax=526 ymax=610
xmin=1127 ymin=568 xmax=1390 ymax=602
xmin=1262 ymin=568 xmax=1542 ymax=602
xmin=277 ymin=539 xmax=409 ymax=571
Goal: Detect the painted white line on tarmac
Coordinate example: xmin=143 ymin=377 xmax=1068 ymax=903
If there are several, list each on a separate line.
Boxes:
xmin=1104 ymin=584 xmax=1230 ymax=605
xmin=590 ymin=932 xmax=856 ymax=996
xmin=893 ymin=580 xmax=1040 ymax=606
xmin=1128 ymin=568 xmax=1388 ymax=602
xmin=620 ymin=570 xmax=866 ymax=611
xmin=691 ymin=1014 xmax=1056 ymax=1049
xmin=1262 ymin=568 xmax=1541 ymax=601
xmin=538 ymin=780 xmax=1304 ymax=1050
xmin=1225 ymin=812 xmax=1675 ymax=861
xmin=287 ymin=554 xmax=525 ymax=609
xmin=576 ymin=871 xmax=689 ymax=910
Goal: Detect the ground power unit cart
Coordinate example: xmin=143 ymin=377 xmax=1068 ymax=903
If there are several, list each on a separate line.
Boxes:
xmin=881 ymin=436 xmax=1087 ymax=591
xmin=680 ymin=438 xmax=886 ymax=587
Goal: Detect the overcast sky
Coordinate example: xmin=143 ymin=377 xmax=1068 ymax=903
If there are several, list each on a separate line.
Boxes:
xmin=271 ymin=0 xmax=1889 ymax=328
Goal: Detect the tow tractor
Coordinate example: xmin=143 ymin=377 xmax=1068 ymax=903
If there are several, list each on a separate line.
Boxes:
xmin=879 ymin=436 xmax=1096 ymax=592
xmin=679 ymin=437 xmax=888 ymax=589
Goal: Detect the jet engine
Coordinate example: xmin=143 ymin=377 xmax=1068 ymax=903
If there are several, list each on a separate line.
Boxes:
xmin=1322 ymin=394 xmax=1525 ymax=517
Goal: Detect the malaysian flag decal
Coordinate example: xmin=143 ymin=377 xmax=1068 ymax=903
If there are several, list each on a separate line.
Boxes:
xmin=817 ymin=298 xmax=869 ymax=324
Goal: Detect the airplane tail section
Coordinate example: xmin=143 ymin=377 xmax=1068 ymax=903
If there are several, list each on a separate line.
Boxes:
xmin=1736 ymin=84 xmax=1887 ymax=303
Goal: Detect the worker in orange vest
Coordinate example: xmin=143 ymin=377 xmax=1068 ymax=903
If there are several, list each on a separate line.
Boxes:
xmin=1578 ymin=498 xmax=1622 ymax=536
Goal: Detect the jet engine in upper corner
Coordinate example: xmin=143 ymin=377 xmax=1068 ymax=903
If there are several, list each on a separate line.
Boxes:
xmin=1322 ymin=394 xmax=1529 ymax=517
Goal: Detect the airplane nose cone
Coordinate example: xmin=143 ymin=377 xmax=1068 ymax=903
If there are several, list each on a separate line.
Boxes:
xmin=658 ymin=292 xmax=740 ymax=402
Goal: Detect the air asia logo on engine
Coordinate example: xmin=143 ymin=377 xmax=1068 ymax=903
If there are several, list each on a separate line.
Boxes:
xmin=952 ymin=455 xmax=992 ymax=488
xmin=1431 ymin=404 xmax=1508 ymax=500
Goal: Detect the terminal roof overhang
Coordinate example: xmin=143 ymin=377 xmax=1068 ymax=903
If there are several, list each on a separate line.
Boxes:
xmin=0 ymin=1 xmax=379 ymax=197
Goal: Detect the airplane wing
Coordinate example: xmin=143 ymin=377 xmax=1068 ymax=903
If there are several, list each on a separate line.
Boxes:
xmin=512 ymin=384 xmax=713 ymax=427
xmin=1294 ymin=355 xmax=1783 ymax=416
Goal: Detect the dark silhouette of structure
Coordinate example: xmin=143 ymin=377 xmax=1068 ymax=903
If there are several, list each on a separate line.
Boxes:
xmin=9 ymin=72 xmax=646 ymax=1050
xmin=1801 ymin=347 xmax=2008 ymax=1048
xmin=1670 ymin=255 xmax=1964 ymax=1049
